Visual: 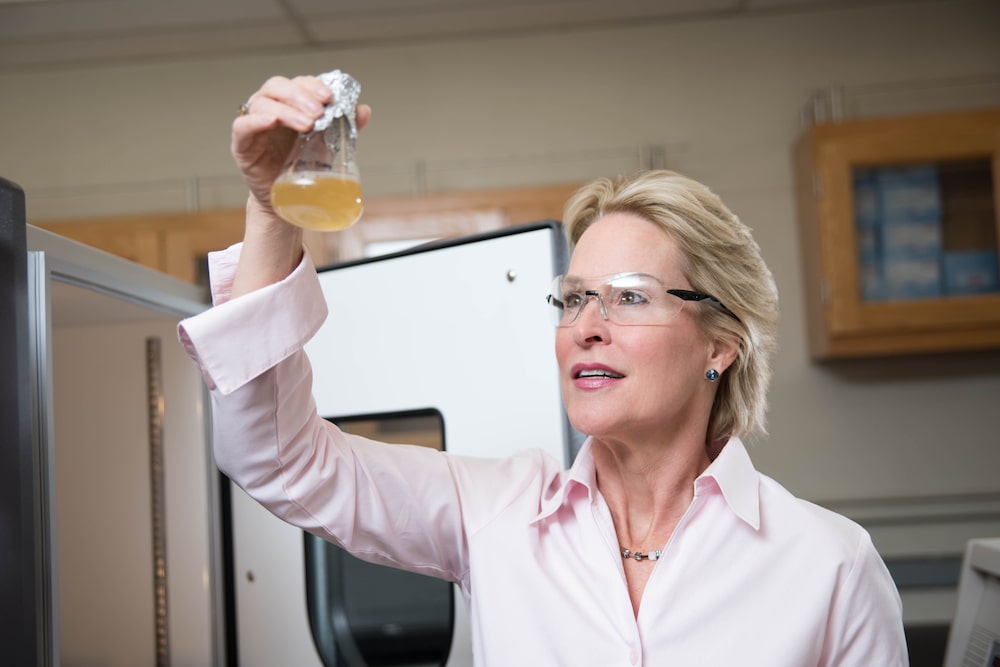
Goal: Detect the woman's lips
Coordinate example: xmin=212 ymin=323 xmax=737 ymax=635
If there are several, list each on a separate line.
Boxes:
xmin=571 ymin=364 xmax=624 ymax=389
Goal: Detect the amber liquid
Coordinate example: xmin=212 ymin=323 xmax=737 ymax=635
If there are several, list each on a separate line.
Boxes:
xmin=270 ymin=173 xmax=364 ymax=231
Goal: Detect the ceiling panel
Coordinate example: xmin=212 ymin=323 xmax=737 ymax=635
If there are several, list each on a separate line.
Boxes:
xmin=286 ymin=0 xmax=495 ymax=11
xmin=299 ymin=0 xmax=740 ymax=43
xmin=0 ymin=0 xmax=286 ymax=38
xmin=0 ymin=0 xmax=920 ymax=70
xmin=0 ymin=24 xmax=304 ymax=69
xmin=284 ymin=0 xmax=733 ymax=14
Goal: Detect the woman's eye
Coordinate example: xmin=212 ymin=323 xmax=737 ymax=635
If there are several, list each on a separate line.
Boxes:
xmin=562 ymin=292 xmax=584 ymax=309
xmin=616 ymin=289 xmax=649 ymax=306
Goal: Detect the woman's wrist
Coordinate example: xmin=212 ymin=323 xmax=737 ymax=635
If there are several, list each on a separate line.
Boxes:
xmin=244 ymin=194 xmax=287 ymax=231
xmin=231 ymin=194 xmax=305 ymax=298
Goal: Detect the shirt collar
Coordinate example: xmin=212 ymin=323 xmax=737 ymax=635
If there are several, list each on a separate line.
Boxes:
xmin=531 ymin=436 xmax=760 ymax=531
xmin=697 ymin=437 xmax=761 ymax=530
xmin=531 ymin=439 xmax=598 ymax=524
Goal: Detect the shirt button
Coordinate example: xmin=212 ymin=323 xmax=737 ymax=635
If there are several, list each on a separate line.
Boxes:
xmin=629 ymin=649 xmax=639 ymax=665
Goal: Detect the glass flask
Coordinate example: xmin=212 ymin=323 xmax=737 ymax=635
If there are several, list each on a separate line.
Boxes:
xmin=270 ymin=70 xmax=363 ymax=232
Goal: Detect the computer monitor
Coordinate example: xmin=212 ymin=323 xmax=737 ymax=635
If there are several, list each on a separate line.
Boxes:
xmin=944 ymin=538 xmax=1000 ymax=667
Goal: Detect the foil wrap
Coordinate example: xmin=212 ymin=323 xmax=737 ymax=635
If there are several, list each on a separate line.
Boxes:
xmin=313 ymin=69 xmax=361 ymax=136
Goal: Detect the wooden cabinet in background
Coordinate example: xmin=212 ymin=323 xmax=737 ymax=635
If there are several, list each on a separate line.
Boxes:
xmin=35 ymin=183 xmax=580 ymax=288
xmin=794 ymin=108 xmax=1000 ymax=359
xmin=36 ymin=209 xmax=247 ymax=288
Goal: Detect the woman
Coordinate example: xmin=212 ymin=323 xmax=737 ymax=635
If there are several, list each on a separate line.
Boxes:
xmin=179 ymin=75 xmax=908 ymax=665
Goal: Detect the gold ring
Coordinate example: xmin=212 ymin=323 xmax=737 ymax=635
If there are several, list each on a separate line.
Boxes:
xmin=238 ymin=102 xmax=250 ymax=116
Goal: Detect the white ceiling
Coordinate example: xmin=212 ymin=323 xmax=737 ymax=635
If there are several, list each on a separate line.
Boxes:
xmin=0 ymin=0 xmax=907 ymax=70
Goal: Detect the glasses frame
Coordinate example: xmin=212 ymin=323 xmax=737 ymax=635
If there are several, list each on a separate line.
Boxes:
xmin=547 ymin=273 xmax=741 ymax=327
xmin=663 ymin=289 xmax=740 ymax=322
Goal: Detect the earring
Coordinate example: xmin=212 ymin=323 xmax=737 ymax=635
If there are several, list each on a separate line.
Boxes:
xmin=705 ymin=369 xmax=720 ymax=382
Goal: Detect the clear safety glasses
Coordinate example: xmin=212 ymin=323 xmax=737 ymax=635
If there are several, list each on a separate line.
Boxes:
xmin=547 ymin=272 xmax=739 ymax=327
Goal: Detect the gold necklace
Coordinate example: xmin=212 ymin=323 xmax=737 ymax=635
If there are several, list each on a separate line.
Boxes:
xmin=621 ymin=547 xmax=661 ymax=561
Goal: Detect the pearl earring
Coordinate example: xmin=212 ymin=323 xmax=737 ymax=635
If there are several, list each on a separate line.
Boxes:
xmin=705 ymin=369 xmax=720 ymax=382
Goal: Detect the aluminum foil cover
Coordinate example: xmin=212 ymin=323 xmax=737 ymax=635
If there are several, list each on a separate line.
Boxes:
xmin=313 ymin=69 xmax=361 ymax=136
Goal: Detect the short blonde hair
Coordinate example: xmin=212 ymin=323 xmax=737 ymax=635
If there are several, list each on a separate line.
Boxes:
xmin=562 ymin=170 xmax=778 ymax=442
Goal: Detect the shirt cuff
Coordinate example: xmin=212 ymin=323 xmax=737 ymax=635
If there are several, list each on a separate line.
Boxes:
xmin=176 ymin=242 xmax=328 ymax=395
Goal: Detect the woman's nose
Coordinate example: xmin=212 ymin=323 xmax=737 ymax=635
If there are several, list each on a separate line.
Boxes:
xmin=573 ymin=293 xmax=610 ymax=343
xmin=582 ymin=291 xmax=609 ymax=320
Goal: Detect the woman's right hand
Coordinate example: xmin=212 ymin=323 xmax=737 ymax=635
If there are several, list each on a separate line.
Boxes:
xmin=231 ymin=75 xmax=371 ymax=212
xmin=228 ymin=75 xmax=371 ymax=297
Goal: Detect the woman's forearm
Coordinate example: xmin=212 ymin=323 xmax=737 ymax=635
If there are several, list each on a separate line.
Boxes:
xmin=231 ymin=196 xmax=304 ymax=299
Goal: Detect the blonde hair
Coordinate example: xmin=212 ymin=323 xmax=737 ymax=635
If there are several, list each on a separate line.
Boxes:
xmin=562 ymin=170 xmax=778 ymax=442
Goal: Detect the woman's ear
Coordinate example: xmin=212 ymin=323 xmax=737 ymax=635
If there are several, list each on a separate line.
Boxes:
xmin=707 ymin=334 xmax=739 ymax=376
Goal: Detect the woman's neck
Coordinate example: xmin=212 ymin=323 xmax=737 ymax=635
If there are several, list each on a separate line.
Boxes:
xmin=592 ymin=434 xmax=711 ymax=550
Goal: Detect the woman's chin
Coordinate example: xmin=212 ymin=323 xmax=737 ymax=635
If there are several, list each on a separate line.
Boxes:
xmin=567 ymin=414 xmax=626 ymax=442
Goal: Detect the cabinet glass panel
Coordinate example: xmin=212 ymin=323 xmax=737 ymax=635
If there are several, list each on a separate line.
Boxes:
xmin=853 ymin=158 xmax=998 ymax=302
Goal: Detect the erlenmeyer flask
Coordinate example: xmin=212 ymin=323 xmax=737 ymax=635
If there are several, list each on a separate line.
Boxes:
xmin=270 ymin=70 xmax=363 ymax=232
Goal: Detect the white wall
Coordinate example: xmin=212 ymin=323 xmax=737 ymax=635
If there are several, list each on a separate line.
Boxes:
xmin=52 ymin=315 xmax=214 ymax=666
xmin=5 ymin=0 xmax=1000 ymax=625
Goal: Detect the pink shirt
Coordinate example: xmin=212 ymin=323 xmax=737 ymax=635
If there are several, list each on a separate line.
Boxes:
xmin=178 ymin=244 xmax=908 ymax=666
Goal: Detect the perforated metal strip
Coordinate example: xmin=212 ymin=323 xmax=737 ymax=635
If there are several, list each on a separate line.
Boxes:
xmin=146 ymin=337 xmax=170 ymax=666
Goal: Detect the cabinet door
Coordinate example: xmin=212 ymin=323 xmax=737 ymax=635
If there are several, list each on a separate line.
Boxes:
xmin=26 ymin=228 xmax=219 ymax=666
xmin=796 ymin=108 xmax=1000 ymax=358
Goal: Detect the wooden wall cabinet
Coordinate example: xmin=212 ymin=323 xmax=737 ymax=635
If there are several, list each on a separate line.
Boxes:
xmin=36 ymin=209 xmax=247 ymax=288
xmin=794 ymin=108 xmax=1000 ymax=359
